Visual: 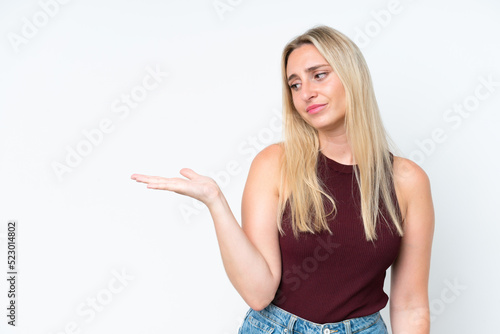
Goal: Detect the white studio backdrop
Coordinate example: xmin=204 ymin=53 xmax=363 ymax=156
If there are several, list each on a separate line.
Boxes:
xmin=0 ymin=0 xmax=499 ymax=333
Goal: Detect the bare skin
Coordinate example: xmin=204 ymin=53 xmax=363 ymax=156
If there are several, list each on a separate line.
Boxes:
xmin=131 ymin=154 xmax=283 ymax=311
xmin=131 ymin=169 xmax=221 ymax=206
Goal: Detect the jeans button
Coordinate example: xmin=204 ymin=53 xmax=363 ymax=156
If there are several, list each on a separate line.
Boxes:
xmin=324 ymin=329 xmax=330 ymax=334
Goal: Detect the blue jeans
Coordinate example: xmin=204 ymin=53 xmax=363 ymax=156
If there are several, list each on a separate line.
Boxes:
xmin=239 ymin=303 xmax=389 ymax=334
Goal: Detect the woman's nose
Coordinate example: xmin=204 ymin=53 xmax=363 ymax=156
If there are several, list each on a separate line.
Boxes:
xmin=301 ymin=80 xmax=317 ymax=100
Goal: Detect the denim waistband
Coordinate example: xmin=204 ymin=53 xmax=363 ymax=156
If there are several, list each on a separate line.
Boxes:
xmin=254 ymin=303 xmax=382 ymax=334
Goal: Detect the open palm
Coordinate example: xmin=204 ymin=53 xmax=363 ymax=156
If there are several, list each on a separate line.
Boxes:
xmin=131 ymin=168 xmax=221 ymax=206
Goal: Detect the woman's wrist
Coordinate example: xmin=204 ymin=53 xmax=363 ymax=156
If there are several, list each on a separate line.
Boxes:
xmin=205 ymin=188 xmax=226 ymax=213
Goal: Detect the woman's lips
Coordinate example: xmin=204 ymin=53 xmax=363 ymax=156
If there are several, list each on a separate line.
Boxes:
xmin=307 ymin=104 xmax=327 ymax=114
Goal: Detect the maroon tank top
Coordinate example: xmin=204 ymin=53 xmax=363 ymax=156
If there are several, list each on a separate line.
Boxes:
xmin=270 ymin=151 xmax=402 ymax=323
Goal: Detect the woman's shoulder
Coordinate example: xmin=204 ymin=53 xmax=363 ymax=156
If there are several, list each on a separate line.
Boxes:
xmin=256 ymin=143 xmax=285 ymax=162
xmin=249 ymin=143 xmax=284 ymax=195
xmin=391 ymin=155 xmax=431 ymax=221
xmin=392 ymin=155 xmax=430 ymax=185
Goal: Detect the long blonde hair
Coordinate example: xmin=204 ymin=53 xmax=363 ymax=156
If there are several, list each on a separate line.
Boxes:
xmin=276 ymin=25 xmax=405 ymax=242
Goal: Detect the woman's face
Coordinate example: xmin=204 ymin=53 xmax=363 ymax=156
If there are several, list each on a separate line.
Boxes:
xmin=286 ymin=43 xmax=346 ymax=133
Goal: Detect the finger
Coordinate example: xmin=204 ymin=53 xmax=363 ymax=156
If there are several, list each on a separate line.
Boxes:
xmin=147 ymin=179 xmax=180 ymax=192
xmin=133 ymin=174 xmax=164 ymax=184
xmin=179 ymin=168 xmax=198 ymax=180
xmin=131 ymin=174 xmax=152 ymax=182
xmin=133 ymin=175 xmax=151 ymax=184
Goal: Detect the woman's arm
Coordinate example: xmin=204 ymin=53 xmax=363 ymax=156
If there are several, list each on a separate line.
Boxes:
xmin=211 ymin=145 xmax=283 ymax=310
xmin=390 ymin=157 xmax=435 ymax=334
xmin=131 ymin=144 xmax=282 ymax=310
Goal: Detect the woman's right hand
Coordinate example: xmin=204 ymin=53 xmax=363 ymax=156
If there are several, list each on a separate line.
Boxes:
xmin=131 ymin=168 xmax=221 ymax=207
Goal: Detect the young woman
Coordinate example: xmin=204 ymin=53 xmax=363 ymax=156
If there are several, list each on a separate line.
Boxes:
xmin=131 ymin=25 xmax=435 ymax=334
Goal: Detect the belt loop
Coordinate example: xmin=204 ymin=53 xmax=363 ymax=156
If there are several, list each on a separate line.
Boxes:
xmin=343 ymin=319 xmax=351 ymax=334
xmin=285 ymin=315 xmax=297 ymax=333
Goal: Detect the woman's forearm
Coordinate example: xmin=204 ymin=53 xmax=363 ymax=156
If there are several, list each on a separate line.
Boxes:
xmin=390 ymin=306 xmax=430 ymax=334
xmin=207 ymin=191 xmax=277 ymax=310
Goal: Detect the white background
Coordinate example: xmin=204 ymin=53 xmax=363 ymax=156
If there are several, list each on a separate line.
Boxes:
xmin=0 ymin=0 xmax=499 ymax=333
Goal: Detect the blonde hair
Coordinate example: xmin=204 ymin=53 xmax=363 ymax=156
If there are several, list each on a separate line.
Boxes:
xmin=276 ymin=25 xmax=405 ymax=242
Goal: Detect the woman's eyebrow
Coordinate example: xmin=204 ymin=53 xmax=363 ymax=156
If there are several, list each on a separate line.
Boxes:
xmin=287 ymin=64 xmax=330 ymax=83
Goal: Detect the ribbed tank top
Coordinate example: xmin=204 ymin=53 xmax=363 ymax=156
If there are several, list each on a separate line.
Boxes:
xmin=270 ymin=151 xmax=402 ymax=323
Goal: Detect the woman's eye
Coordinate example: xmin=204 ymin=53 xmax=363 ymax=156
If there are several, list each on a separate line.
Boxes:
xmin=316 ymin=72 xmax=327 ymax=79
xmin=290 ymin=83 xmax=300 ymax=90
